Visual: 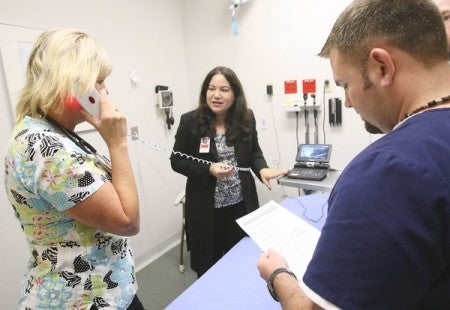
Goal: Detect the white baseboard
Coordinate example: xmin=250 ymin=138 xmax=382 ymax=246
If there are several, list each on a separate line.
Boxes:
xmin=134 ymin=232 xmax=185 ymax=273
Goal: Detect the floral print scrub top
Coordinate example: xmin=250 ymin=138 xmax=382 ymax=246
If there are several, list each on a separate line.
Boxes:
xmin=4 ymin=116 xmax=137 ymax=309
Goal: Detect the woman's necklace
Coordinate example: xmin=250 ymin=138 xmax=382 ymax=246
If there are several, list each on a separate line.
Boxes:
xmin=401 ymin=95 xmax=450 ymax=122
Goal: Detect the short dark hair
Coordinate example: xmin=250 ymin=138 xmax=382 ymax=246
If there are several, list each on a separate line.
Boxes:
xmin=319 ymin=0 xmax=448 ymax=66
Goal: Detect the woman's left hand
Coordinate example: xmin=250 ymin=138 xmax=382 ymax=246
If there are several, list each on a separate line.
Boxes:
xmin=259 ymin=168 xmax=289 ymax=190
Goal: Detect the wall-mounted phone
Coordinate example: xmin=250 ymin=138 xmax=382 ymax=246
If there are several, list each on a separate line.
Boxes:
xmin=155 ymin=85 xmax=174 ymax=129
xmin=329 ymin=97 xmax=342 ymax=126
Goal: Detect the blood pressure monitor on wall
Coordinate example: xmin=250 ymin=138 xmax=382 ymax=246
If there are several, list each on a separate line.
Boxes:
xmin=157 ymin=90 xmax=173 ymax=109
xmin=155 ymin=85 xmax=175 ymax=129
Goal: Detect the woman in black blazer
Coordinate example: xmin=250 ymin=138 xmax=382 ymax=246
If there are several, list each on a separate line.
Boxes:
xmin=170 ymin=66 xmax=287 ymax=277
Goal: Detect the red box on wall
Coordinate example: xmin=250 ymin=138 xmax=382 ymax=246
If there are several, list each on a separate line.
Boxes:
xmin=302 ymin=79 xmax=316 ymax=93
xmin=284 ymin=80 xmax=297 ymax=94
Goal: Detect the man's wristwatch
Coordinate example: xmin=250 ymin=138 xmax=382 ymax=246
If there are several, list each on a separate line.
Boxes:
xmin=266 ymin=267 xmax=298 ymax=302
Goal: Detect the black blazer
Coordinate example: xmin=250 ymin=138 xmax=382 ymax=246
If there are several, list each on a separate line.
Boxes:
xmin=170 ymin=109 xmax=268 ymax=274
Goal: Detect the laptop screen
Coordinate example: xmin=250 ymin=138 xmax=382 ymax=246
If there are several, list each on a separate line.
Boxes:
xmin=295 ymin=144 xmax=332 ymax=163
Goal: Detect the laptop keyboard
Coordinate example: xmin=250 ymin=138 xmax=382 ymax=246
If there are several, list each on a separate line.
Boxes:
xmin=287 ymin=167 xmax=328 ymax=181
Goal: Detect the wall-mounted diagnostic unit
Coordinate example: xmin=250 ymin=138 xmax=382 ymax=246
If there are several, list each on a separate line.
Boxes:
xmin=155 ymin=85 xmax=175 ymax=129
xmin=155 ymin=88 xmax=173 ymax=109
xmin=329 ymin=97 xmax=342 ymax=126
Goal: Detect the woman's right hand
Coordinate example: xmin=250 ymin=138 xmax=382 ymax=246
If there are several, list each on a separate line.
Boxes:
xmin=209 ymin=162 xmax=235 ymax=180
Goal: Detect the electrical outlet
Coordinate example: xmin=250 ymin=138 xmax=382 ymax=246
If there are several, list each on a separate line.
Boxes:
xmin=324 ymin=79 xmax=332 ymax=93
xmin=130 ymin=126 xmax=139 ymax=140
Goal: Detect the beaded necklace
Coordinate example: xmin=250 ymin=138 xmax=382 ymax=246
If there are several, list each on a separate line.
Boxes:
xmin=401 ymin=95 xmax=450 ymax=122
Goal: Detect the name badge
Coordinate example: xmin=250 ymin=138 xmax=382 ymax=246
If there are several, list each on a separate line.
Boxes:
xmin=199 ymin=137 xmax=210 ymax=153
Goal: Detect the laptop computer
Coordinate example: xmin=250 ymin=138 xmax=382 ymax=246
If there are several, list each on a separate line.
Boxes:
xmin=287 ymin=144 xmax=332 ymax=181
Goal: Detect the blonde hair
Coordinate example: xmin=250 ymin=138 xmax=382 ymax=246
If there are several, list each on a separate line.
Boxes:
xmin=15 ymin=28 xmax=111 ymax=122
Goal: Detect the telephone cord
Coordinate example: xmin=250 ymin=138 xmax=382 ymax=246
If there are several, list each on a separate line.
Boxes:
xmin=127 ymin=133 xmax=252 ymax=172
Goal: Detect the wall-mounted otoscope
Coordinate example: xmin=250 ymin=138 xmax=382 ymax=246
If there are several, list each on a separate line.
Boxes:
xmin=303 ymin=93 xmax=310 ymax=144
xmin=311 ymin=94 xmax=319 ymax=143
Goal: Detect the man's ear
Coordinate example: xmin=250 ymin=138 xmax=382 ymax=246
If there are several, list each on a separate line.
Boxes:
xmin=368 ymin=48 xmax=395 ymax=87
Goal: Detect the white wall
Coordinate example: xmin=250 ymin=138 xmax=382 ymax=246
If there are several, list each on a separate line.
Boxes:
xmin=0 ymin=0 xmax=376 ymax=308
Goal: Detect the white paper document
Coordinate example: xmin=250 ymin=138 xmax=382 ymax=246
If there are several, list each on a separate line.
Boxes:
xmin=236 ymin=200 xmax=320 ymax=278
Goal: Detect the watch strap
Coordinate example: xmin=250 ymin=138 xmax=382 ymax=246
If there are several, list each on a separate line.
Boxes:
xmin=267 ymin=267 xmax=298 ymax=302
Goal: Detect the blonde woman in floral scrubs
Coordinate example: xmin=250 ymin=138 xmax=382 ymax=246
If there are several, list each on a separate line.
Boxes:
xmin=4 ymin=29 xmax=144 ymax=309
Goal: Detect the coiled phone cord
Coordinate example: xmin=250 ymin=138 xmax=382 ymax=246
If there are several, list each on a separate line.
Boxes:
xmin=127 ymin=134 xmax=252 ymax=172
